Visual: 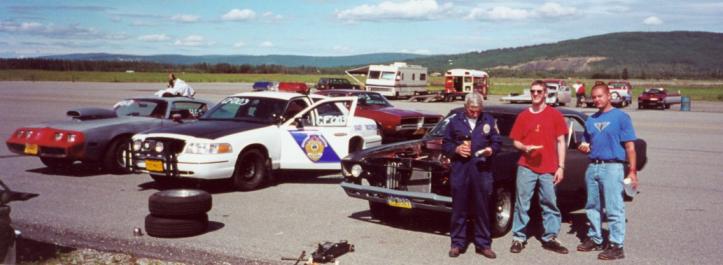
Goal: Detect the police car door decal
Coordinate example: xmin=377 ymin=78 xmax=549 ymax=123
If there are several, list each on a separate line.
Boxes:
xmin=288 ymin=131 xmax=341 ymax=163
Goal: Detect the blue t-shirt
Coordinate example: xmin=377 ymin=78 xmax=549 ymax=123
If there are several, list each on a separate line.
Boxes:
xmin=584 ymin=108 xmax=637 ymax=161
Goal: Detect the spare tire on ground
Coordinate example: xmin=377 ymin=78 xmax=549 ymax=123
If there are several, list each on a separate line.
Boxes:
xmin=148 ymin=189 xmax=212 ymax=217
xmin=145 ymin=214 xmax=208 ymax=238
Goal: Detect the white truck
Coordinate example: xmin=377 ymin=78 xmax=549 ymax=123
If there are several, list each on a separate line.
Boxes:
xmin=346 ymin=62 xmax=428 ymax=99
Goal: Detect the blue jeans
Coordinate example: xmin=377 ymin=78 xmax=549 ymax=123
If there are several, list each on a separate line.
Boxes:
xmin=511 ymin=166 xmax=561 ymax=242
xmin=585 ymin=163 xmax=626 ymax=246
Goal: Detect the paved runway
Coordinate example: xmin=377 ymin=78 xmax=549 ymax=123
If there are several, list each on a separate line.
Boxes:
xmin=1 ymin=81 xmax=722 ymax=264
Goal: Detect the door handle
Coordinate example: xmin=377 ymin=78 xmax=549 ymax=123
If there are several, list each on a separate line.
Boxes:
xmin=334 ymin=132 xmax=347 ymax=137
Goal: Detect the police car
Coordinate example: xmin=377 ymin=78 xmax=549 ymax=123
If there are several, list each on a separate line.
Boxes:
xmin=129 ymin=91 xmax=382 ymax=190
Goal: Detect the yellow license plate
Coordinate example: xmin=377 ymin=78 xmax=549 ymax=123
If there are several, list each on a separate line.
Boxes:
xmin=145 ymin=160 xmax=164 ymax=172
xmin=386 ymin=197 xmax=412 ymax=209
xmin=24 ymin=144 xmax=38 ymax=155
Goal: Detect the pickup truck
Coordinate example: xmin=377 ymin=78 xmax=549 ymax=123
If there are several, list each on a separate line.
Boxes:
xmin=317 ymin=78 xmax=360 ymax=90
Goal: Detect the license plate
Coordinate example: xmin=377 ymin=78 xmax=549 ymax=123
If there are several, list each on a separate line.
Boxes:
xmin=386 ymin=197 xmax=412 ymax=209
xmin=145 ymin=160 xmax=164 ymax=172
xmin=24 ymin=144 xmax=38 ymax=155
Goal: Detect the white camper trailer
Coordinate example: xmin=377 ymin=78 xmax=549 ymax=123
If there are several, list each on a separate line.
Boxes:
xmin=346 ymin=62 xmax=428 ymax=98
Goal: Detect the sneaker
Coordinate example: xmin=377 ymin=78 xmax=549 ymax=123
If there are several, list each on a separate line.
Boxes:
xmin=541 ymin=238 xmax=569 ymax=254
xmin=598 ymin=244 xmax=624 ymax=260
xmin=510 ymin=241 xmax=525 ymax=253
xmin=577 ymin=238 xmax=604 ymax=252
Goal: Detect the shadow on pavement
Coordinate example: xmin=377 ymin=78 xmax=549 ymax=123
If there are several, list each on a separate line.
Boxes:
xmin=348 ymin=208 xmax=450 ymax=236
xmin=26 ymin=164 xmax=106 ymax=178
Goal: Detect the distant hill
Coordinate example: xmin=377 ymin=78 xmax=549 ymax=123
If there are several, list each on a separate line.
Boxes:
xmin=407 ymin=31 xmax=723 ymax=78
xmin=39 ymin=53 xmax=428 ymax=68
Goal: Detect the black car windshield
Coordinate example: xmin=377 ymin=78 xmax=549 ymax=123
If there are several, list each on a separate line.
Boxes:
xmin=201 ymin=96 xmax=286 ymax=123
xmin=113 ymin=99 xmax=166 ymax=118
xmin=427 ymin=113 xmax=456 ymax=137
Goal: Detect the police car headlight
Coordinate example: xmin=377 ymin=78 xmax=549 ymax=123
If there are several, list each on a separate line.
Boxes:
xmin=351 ymin=164 xmax=363 ymax=178
xmin=184 ymin=143 xmax=232 ymax=154
xmin=132 ymin=140 xmax=142 ymax=151
xmin=154 ymin=142 xmax=165 ymax=153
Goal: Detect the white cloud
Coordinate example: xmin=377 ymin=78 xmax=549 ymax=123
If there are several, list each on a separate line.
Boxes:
xmin=0 ymin=20 xmax=127 ymax=40
xmin=332 ymin=45 xmax=353 ymax=53
xmin=174 ymin=35 xmax=213 ymax=46
xmin=233 ymin=41 xmax=245 ymax=48
xmin=138 ymin=34 xmax=170 ymax=42
xmin=222 ymin=9 xmax=256 ymax=21
xmin=467 ymin=6 xmax=533 ymax=21
xmin=537 ymin=2 xmax=576 ymax=17
xmin=171 ymin=14 xmax=200 ymax=23
xmin=466 ymin=2 xmax=577 ymax=21
xmin=336 ymin=0 xmax=453 ymax=22
xmin=261 ymin=12 xmax=283 ymax=20
xmin=260 ymin=41 xmax=273 ymax=48
xmin=643 ymin=16 xmax=663 ymax=25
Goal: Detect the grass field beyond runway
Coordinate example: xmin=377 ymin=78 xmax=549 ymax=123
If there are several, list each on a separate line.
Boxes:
xmin=1 ymin=70 xmax=722 ymax=101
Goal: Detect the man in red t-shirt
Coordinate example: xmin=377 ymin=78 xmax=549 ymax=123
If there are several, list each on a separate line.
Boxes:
xmin=508 ymin=80 xmax=569 ymax=255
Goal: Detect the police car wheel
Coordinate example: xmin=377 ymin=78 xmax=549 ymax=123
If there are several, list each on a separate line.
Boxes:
xmin=491 ymin=187 xmax=514 ymax=237
xmin=232 ymin=149 xmax=267 ymax=191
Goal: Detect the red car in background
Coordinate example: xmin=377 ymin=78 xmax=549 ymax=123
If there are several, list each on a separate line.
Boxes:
xmin=315 ymin=89 xmax=443 ymax=143
xmin=637 ymin=87 xmax=681 ymax=109
xmin=277 ymin=82 xmax=310 ymax=94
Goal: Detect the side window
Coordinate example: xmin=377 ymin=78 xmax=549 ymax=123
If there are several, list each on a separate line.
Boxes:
xmin=171 ymin=102 xmax=207 ymax=119
xmin=300 ymin=101 xmax=348 ymax=127
xmin=368 ymin=71 xmax=381 ymax=79
xmin=420 ymin=73 xmax=427 ymax=81
xmin=412 ymin=73 xmax=416 ymax=80
xmin=283 ymin=99 xmax=309 ymax=120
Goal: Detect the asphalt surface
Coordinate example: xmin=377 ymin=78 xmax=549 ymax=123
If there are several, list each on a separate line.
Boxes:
xmin=1 ymin=81 xmax=723 ymax=264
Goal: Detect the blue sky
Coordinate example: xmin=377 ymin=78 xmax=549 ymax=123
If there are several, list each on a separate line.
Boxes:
xmin=1 ymin=0 xmax=721 ymax=57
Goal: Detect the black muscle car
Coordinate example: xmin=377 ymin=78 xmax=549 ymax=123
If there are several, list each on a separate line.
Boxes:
xmin=6 ymin=96 xmax=212 ymax=173
xmin=340 ymin=105 xmax=647 ymax=236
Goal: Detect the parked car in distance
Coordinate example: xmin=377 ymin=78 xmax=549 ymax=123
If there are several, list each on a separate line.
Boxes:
xmin=500 ymin=79 xmax=571 ymax=106
xmin=278 ymin=82 xmax=310 ymax=94
xmin=6 ymin=96 xmax=212 ymax=173
xmin=315 ymin=89 xmax=443 ymax=143
xmin=128 ymin=91 xmax=382 ymax=191
xmin=339 ymin=105 xmax=647 ymax=236
xmin=317 ymin=78 xmax=360 ymax=90
xmin=252 ymin=81 xmax=277 ymax=91
xmin=608 ymin=80 xmax=633 ymax=107
xmin=638 ymin=87 xmax=681 ymax=109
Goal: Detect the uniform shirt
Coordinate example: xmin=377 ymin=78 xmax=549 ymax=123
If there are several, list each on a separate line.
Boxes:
xmin=442 ymin=111 xmax=501 ymax=163
xmin=509 ymin=106 xmax=568 ymax=174
xmin=584 ymin=108 xmax=636 ymax=161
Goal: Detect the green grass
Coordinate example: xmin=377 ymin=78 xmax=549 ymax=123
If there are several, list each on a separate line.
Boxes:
xmin=2 ymin=70 xmax=722 ymax=101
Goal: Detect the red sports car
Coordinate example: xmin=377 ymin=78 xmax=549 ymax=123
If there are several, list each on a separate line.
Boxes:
xmin=315 ymin=90 xmax=443 ymax=143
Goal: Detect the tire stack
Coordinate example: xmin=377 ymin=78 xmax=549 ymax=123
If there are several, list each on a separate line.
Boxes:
xmin=145 ymin=189 xmax=212 ymax=238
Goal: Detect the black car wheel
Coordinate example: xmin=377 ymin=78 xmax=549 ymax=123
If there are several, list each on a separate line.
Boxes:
xmin=148 ymin=189 xmax=212 ymax=217
xmin=491 ymin=187 xmax=514 ymax=237
xmin=40 ymin=157 xmax=74 ymax=170
xmin=145 ymin=214 xmax=208 ymax=238
xmin=232 ymin=149 xmax=267 ymax=191
xmin=103 ymin=136 xmax=132 ymax=174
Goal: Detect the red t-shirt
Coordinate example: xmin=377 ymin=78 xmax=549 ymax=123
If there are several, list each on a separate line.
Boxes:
xmin=509 ymin=106 xmax=568 ymax=174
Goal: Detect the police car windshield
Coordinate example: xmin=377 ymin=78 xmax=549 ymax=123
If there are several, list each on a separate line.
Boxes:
xmin=113 ymin=99 xmax=166 ymax=118
xmin=201 ymin=97 xmax=286 ymax=123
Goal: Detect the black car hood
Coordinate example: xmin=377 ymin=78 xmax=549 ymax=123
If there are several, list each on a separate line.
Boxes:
xmin=146 ymin=120 xmax=270 ymax=140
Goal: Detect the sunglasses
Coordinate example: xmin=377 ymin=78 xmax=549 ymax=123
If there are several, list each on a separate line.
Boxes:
xmin=530 ymin=89 xmax=545 ymax=94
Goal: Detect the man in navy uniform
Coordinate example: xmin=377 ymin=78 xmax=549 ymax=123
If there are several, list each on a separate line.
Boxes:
xmin=442 ymin=92 xmax=502 ymax=259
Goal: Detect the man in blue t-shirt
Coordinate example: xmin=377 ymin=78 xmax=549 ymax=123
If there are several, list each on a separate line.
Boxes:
xmin=576 ymin=82 xmax=639 ymax=260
